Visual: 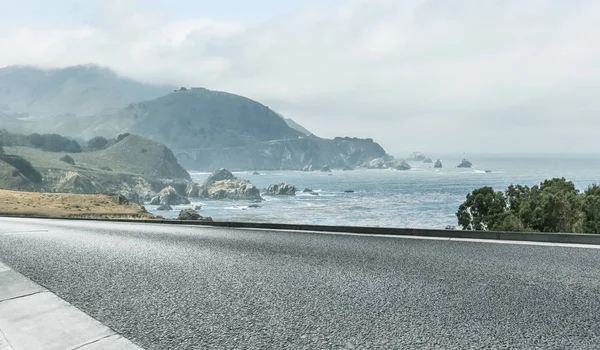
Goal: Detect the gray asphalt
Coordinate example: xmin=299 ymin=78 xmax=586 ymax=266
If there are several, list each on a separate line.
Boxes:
xmin=1 ymin=218 xmax=600 ymax=349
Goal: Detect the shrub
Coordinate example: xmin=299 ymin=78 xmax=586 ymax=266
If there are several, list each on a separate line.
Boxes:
xmin=0 ymin=155 xmax=42 ymax=183
xmin=88 ymin=136 xmax=108 ymax=151
xmin=59 ymin=155 xmax=75 ymax=165
xmin=25 ymin=133 xmax=81 ymax=153
xmin=117 ymin=133 xmax=131 ymax=142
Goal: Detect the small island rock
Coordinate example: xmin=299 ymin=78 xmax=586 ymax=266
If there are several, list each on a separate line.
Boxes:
xmin=197 ymin=168 xmax=263 ymax=201
xmin=457 ymin=159 xmax=473 ymax=168
xmin=265 ymin=182 xmax=297 ymax=196
xmin=150 ymin=185 xmax=190 ymax=206
xmin=395 ymin=160 xmax=411 ymax=171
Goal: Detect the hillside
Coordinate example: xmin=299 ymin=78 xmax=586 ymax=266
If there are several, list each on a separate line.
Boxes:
xmin=178 ymin=135 xmax=387 ymax=170
xmin=0 ymin=64 xmax=391 ymax=171
xmin=1 ymin=134 xmax=190 ymax=199
xmin=66 ymin=87 xmax=304 ymax=148
xmin=0 ymin=64 xmax=173 ymax=117
xmin=283 ymin=118 xmax=312 ymax=136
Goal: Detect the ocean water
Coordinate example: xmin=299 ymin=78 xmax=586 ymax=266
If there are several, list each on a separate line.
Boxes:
xmin=148 ymin=154 xmax=600 ymax=229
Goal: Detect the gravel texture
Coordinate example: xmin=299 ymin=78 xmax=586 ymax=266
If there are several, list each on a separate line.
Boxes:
xmin=1 ymin=218 xmax=600 ymax=349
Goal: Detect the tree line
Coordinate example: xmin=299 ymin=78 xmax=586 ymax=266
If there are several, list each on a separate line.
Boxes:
xmin=0 ymin=130 xmax=131 ymax=153
xmin=457 ymin=178 xmax=600 ymax=234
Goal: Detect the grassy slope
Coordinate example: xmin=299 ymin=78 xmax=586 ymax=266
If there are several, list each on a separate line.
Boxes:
xmin=0 ymin=189 xmax=156 ymax=218
xmin=4 ymin=135 xmax=190 ymax=180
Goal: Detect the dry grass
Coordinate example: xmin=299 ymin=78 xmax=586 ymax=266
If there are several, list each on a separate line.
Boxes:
xmin=0 ymin=189 xmax=156 ymax=219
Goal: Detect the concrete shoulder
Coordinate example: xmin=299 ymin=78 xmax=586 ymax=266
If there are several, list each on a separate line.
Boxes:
xmin=0 ymin=261 xmax=143 ymax=350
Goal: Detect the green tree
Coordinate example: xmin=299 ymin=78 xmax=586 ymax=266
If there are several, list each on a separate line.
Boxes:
xmin=520 ymin=178 xmax=582 ymax=233
xmin=457 ymin=187 xmax=507 ymax=230
xmin=582 ymin=185 xmax=600 ymax=234
xmin=88 ymin=136 xmax=108 ymax=151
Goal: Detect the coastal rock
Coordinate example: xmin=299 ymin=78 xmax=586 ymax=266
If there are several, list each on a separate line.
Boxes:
xmin=395 ymin=160 xmax=412 ymax=171
xmin=303 ymin=188 xmax=313 ymax=193
xmin=408 ymin=151 xmax=426 ymax=161
xmin=248 ymin=204 xmax=261 ymax=208
xmin=423 ymin=157 xmax=433 ymax=164
xmin=185 ymin=182 xmax=201 ymax=198
xmin=252 ymin=171 xmax=260 ymax=175
xmin=265 ymin=182 xmax=297 ymax=196
xmin=193 ymin=205 xmax=203 ymax=210
xmin=177 ymin=208 xmax=212 ymax=221
xmin=363 ymin=157 xmax=388 ymax=169
xmin=342 ymin=166 xmax=355 ymax=171
xmin=301 ymin=166 xmax=310 ymax=172
xmin=310 ymin=192 xmax=319 ymax=195
xmin=157 ymin=204 xmax=173 ymax=211
xmin=150 ymin=185 xmax=190 ymax=205
xmin=434 ymin=159 xmax=443 ymax=168
xmin=321 ymin=165 xmax=332 ymax=172
xmin=457 ymin=159 xmax=473 ymax=168
xmin=344 ymin=190 xmax=355 ymax=193
xmin=198 ymin=168 xmax=262 ymax=201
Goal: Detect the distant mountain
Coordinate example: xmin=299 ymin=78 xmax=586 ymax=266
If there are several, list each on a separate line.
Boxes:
xmin=283 ymin=118 xmax=312 ymax=136
xmin=0 ymin=64 xmax=174 ymax=116
xmin=0 ymin=65 xmax=390 ymax=171
xmin=67 ymin=87 xmax=304 ymax=149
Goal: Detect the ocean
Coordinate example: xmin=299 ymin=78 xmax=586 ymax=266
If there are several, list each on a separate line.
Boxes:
xmin=148 ymin=154 xmax=600 ymax=229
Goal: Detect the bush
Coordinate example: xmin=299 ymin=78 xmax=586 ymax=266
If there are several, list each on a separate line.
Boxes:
xmin=117 ymin=133 xmax=131 ymax=142
xmin=59 ymin=155 xmax=75 ymax=165
xmin=0 ymin=155 xmax=42 ymax=183
xmin=88 ymin=136 xmax=108 ymax=151
xmin=25 ymin=133 xmax=82 ymax=153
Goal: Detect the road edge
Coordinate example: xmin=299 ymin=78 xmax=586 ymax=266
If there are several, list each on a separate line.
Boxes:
xmin=1 ymin=214 xmax=600 ymax=245
xmin=0 ymin=260 xmax=143 ymax=350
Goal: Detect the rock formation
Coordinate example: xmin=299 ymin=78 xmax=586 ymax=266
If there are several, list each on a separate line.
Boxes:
xmin=177 ymin=208 xmax=212 ymax=221
xmin=264 ymin=183 xmax=296 ymax=196
xmin=395 ymin=160 xmax=412 ymax=171
xmin=150 ymin=186 xmax=190 ymax=205
xmin=457 ymin=159 xmax=473 ymax=168
xmin=197 ymin=169 xmax=262 ymax=201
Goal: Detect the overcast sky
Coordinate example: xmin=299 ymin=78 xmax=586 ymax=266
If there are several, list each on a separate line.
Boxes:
xmin=1 ymin=0 xmax=599 ymax=154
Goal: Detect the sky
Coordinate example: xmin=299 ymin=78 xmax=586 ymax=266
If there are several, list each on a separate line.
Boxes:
xmin=1 ymin=0 xmax=599 ymax=154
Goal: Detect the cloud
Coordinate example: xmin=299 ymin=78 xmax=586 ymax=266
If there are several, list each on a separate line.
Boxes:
xmin=1 ymin=0 xmax=600 ymax=153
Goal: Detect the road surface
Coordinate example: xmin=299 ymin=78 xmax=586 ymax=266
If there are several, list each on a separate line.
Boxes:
xmin=1 ymin=217 xmax=600 ymax=349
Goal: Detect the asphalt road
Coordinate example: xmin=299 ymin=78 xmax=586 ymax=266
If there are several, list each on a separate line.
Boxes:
xmin=1 ymin=218 xmax=600 ymax=349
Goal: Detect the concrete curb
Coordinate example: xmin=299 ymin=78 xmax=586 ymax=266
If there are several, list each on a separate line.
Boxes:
xmin=2 ymin=214 xmax=600 ymax=245
xmin=0 ymin=261 xmax=143 ymax=350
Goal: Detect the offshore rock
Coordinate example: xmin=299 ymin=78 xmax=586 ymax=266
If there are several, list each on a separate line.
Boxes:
xmin=198 ymin=169 xmax=262 ymax=201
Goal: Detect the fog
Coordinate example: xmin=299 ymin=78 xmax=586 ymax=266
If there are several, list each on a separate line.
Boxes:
xmin=2 ymin=0 xmax=599 ymax=154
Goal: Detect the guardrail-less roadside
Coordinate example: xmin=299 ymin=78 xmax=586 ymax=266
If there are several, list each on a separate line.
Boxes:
xmin=2 ymin=214 xmax=600 ymax=245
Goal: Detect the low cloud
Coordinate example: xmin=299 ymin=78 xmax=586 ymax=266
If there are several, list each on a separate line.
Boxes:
xmin=1 ymin=0 xmax=599 ymax=153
